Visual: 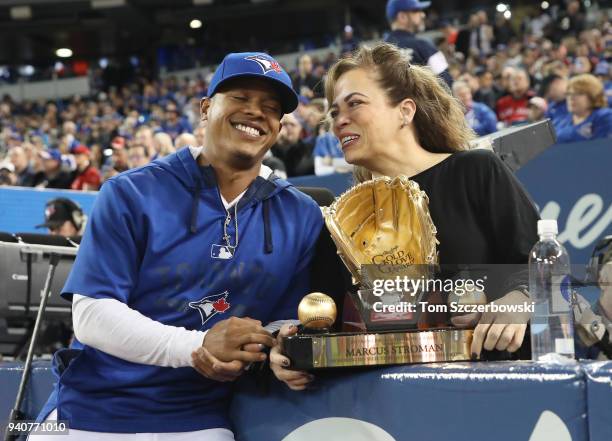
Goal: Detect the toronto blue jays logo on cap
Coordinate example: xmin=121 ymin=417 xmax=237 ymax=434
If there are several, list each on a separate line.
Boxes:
xmin=245 ymin=55 xmax=283 ymax=74
xmin=189 ymin=291 xmax=231 ymax=326
xmin=45 ymin=205 xmax=56 ymax=220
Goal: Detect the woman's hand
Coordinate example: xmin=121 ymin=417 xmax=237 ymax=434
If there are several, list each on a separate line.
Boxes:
xmin=270 ymin=324 xmax=314 ymax=391
xmin=469 ymin=291 xmax=531 ymax=359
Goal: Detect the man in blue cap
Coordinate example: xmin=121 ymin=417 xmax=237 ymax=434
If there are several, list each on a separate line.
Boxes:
xmin=34 ymin=52 xmax=323 ymax=440
xmin=384 ymin=0 xmax=453 ymax=87
xmin=38 ymin=148 xmax=74 ymax=189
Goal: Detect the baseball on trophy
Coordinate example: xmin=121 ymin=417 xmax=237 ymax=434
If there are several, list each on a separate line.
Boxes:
xmin=298 ymin=292 xmax=337 ymax=330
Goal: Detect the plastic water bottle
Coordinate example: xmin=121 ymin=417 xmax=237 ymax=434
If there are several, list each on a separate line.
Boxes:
xmin=529 ymin=219 xmax=575 ymax=361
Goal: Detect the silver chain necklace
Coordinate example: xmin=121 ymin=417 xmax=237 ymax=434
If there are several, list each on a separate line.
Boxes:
xmin=222 ymin=203 xmax=239 ymax=251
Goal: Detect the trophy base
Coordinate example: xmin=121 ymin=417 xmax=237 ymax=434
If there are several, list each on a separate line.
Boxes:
xmin=282 ymin=328 xmax=473 ymax=370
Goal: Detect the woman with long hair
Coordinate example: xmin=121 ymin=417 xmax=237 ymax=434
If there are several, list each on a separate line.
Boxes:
xmin=271 ymin=42 xmax=540 ymax=390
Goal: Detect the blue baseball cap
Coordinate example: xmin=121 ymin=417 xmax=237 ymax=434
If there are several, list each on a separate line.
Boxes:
xmin=207 ymin=52 xmax=298 ymax=115
xmin=40 ymin=149 xmax=62 ymax=162
xmin=386 ymin=0 xmax=431 ymax=22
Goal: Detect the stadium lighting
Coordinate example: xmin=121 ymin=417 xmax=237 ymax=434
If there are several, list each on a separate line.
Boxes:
xmin=503 ymin=10 xmax=512 ymax=19
xmin=541 ymin=1 xmax=550 ymax=9
xmin=496 ymin=3 xmax=507 ymax=13
xmin=10 ymin=5 xmax=31 ymax=20
xmin=190 ymin=19 xmax=202 ymax=29
xmin=55 ymin=48 xmax=73 ymax=58
xmin=99 ymin=58 xmax=109 ymax=69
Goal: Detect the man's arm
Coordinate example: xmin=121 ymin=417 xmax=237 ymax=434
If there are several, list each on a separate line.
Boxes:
xmin=73 ymin=294 xmax=205 ymax=367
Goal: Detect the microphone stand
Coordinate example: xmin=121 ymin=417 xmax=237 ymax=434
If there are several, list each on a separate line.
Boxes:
xmin=1 ymin=238 xmax=78 ymax=441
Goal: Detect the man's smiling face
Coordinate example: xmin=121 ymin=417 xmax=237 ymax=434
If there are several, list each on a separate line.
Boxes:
xmin=202 ymin=77 xmax=283 ymax=169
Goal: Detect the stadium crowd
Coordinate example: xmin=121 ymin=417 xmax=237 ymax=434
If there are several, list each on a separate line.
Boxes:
xmin=0 ymin=1 xmax=611 ymax=191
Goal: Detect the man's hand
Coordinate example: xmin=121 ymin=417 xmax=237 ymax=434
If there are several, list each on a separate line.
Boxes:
xmin=192 ymin=346 xmax=245 ymax=382
xmin=270 ymin=324 xmax=314 ymax=391
xmin=191 ymin=317 xmax=275 ymax=382
xmin=470 ymin=291 xmax=531 ymax=359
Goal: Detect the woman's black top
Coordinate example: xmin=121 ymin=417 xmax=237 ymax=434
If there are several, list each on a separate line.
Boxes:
xmin=411 ymin=149 xmax=540 ymax=301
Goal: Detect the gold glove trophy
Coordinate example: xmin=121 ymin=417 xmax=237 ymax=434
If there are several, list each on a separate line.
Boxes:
xmin=282 ymin=176 xmax=475 ymax=369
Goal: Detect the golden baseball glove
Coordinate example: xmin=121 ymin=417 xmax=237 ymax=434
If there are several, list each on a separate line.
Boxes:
xmin=324 ymin=176 xmax=438 ymax=285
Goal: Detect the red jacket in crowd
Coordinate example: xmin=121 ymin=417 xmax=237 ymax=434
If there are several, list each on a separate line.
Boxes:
xmin=71 ymin=166 xmax=101 ymax=191
xmin=496 ymin=90 xmax=536 ymax=125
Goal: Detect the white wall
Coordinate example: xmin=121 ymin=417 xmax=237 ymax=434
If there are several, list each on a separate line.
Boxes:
xmin=0 ymin=77 xmax=90 ymax=102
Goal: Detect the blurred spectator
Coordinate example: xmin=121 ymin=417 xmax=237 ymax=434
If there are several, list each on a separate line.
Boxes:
xmin=62 ymin=121 xmax=79 ymax=151
xmin=71 ymin=145 xmax=101 ymax=191
xmin=153 ymin=132 xmax=175 ymax=158
xmin=556 ymin=74 xmax=612 ymax=143
xmin=8 ymin=146 xmax=44 ymax=187
xmin=527 ymin=97 xmax=548 ymax=123
xmin=103 ymin=140 xmax=129 ymax=181
xmin=271 ymin=113 xmax=314 ymax=177
xmin=302 ymin=98 xmax=326 ymax=142
xmin=184 ymin=97 xmax=202 ymax=128
xmin=292 ymin=54 xmax=322 ymax=99
xmin=384 ymin=0 xmax=452 ymax=86
xmin=493 ymin=13 xmax=516 ymax=46
xmin=456 ymin=11 xmax=494 ymax=58
xmin=111 ymin=135 xmax=127 ymax=152
xmin=162 ymin=102 xmax=192 ymax=140
xmin=526 ymin=6 xmax=552 ymax=39
xmin=496 ymin=69 xmax=535 ymax=126
xmin=127 ymin=144 xmax=151 ymax=169
xmin=453 ymin=80 xmax=498 ymax=136
xmin=313 ymin=123 xmax=351 ymax=176
xmin=474 ymin=70 xmax=502 ymax=110
xmin=542 ymin=74 xmax=569 ymax=126
xmin=341 ymin=25 xmax=360 ymax=56
xmin=500 ymin=66 xmax=517 ymax=95
xmin=457 ymin=72 xmax=479 ymax=94
xmin=173 ymin=133 xmax=198 ymax=150
xmin=555 ymin=0 xmax=585 ymax=42
xmin=593 ymin=61 xmax=612 ymax=107
xmin=134 ymin=126 xmax=156 ymax=158
xmin=6 ymin=132 xmax=24 ymax=150
xmin=0 ymin=160 xmax=16 ymax=185
xmin=37 ymin=149 xmax=73 ymax=189
xmin=440 ymin=20 xmax=458 ymax=46
xmin=572 ymin=56 xmax=592 ymax=76
xmin=194 ymin=123 xmax=207 ymax=147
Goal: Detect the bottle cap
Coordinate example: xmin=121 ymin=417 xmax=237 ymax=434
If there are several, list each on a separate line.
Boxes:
xmin=537 ymin=219 xmax=558 ymax=236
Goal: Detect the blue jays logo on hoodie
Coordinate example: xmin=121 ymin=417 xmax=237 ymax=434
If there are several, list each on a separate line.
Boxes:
xmin=189 ymin=291 xmax=231 ymax=326
xmin=245 ymin=55 xmax=282 ymax=74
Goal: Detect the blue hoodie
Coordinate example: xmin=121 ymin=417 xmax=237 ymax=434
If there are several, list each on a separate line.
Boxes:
xmin=49 ymin=147 xmax=323 ymax=433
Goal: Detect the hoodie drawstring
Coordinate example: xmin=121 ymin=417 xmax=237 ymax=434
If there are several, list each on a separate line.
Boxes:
xmin=190 ymin=181 xmax=201 ymax=234
xmin=263 ymin=199 xmax=273 ymax=254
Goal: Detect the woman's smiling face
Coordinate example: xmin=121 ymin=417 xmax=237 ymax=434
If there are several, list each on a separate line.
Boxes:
xmin=329 ymin=68 xmax=404 ymax=169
